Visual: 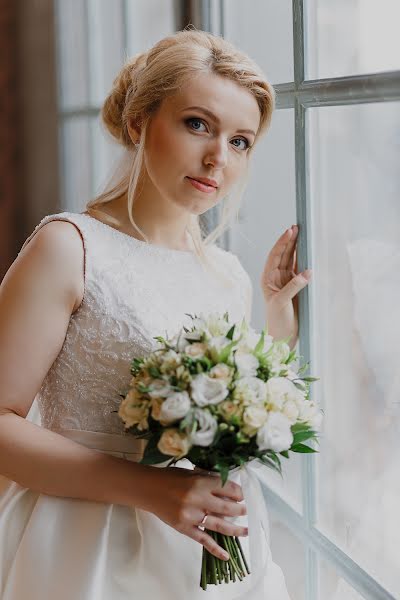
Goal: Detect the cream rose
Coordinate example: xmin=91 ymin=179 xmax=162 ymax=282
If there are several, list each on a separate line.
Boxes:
xmin=158 ymin=428 xmax=191 ymax=457
xmin=219 ymin=400 xmax=243 ymax=422
xmin=118 ymin=397 xmax=149 ymax=431
xmin=209 ymin=363 xmax=232 ymax=382
xmin=185 ymin=342 xmax=207 ymax=359
xmin=160 ymin=350 xmax=182 ymax=372
xmin=151 ymin=397 xmax=164 ymax=421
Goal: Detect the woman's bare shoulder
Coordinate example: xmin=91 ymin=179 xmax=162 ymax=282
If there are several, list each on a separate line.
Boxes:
xmin=16 ymin=219 xmax=85 ymax=313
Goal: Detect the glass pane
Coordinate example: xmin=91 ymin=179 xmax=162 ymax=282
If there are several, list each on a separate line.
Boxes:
xmin=269 ymin=508 xmax=306 ymax=600
xmin=230 ymin=109 xmax=296 ymax=330
xmin=87 ymin=0 xmax=125 ymax=106
xmin=223 ymin=0 xmax=293 ymax=84
xmin=230 ymin=108 xmax=301 ymax=511
xmin=60 ymin=117 xmax=92 ymax=212
xmin=125 ymin=0 xmax=176 ymax=58
xmin=56 ymin=0 xmax=89 ymax=110
xmin=309 ymin=101 xmax=400 ymax=598
xmin=90 ymin=113 xmax=126 ymax=197
xmin=319 ymin=558 xmax=368 ymax=600
xmin=306 ymin=0 xmax=400 ymax=80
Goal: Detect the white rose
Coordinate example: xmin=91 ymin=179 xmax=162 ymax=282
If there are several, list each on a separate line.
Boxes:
xmin=148 ymin=379 xmax=172 ymax=398
xmin=158 ymin=428 xmax=191 ymax=457
xmin=185 ymin=342 xmax=207 ymax=359
xmin=233 ymin=376 xmax=267 ymax=406
xmin=191 ymin=373 xmax=229 ymax=407
xmin=270 ymin=341 xmax=291 ymax=363
xmin=190 ymin=408 xmax=218 ymax=447
xmin=282 ymin=399 xmax=300 ymax=424
xmin=256 ymin=412 xmax=293 ymax=452
xmin=159 ymin=391 xmax=191 ymax=424
xmin=209 ymin=335 xmax=230 ymax=352
xmin=266 ymin=377 xmax=303 ymax=410
xmin=243 ymin=405 xmax=268 ymax=430
xmin=236 ymin=329 xmax=273 ymax=354
xmin=298 ymin=401 xmax=323 ymax=431
xmin=234 ymin=351 xmax=259 ymax=377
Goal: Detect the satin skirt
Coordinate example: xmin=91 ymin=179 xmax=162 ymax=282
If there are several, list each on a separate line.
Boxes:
xmin=0 ymin=429 xmax=291 ymax=599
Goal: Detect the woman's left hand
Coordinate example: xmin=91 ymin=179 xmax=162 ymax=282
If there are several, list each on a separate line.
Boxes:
xmin=260 ymin=225 xmax=312 ymax=347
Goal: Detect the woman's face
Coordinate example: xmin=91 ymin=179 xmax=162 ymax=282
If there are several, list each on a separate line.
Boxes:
xmin=139 ymin=71 xmax=261 ymax=216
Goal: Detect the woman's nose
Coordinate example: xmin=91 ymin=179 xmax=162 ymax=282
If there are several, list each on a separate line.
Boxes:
xmin=203 ymin=139 xmax=228 ymax=169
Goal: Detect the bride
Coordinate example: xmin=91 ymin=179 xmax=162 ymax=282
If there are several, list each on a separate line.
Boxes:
xmin=0 ymin=28 xmax=310 ymax=599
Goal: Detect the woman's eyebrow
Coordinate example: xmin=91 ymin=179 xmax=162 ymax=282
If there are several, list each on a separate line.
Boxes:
xmin=180 ymin=105 xmax=256 ymax=137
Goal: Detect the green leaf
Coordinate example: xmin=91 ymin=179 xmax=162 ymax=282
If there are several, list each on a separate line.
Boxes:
xmin=254 ymin=330 xmax=265 ymax=355
xmin=280 ymin=450 xmax=290 ymax=458
xmin=292 ymin=430 xmax=317 ymax=445
xmin=140 ymin=445 xmax=171 ymax=465
xmin=217 ymin=339 xmax=238 ymax=363
xmin=258 ymin=455 xmax=282 ymax=477
xmin=226 ymin=325 xmax=235 ymax=341
xmin=290 ymin=443 xmax=318 ymax=453
xmin=300 ymin=376 xmax=320 ymax=382
xmin=214 ymin=463 xmax=230 ymax=486
xmin=285 ymin=349 xmax=298 ymax=364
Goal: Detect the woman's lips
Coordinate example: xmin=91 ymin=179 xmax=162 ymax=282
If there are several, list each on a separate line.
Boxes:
xmin=186 ymin=177 xmax=217 ymax=194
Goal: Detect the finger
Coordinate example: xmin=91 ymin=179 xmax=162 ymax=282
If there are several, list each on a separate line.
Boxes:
xmin=264 ymin=228 xmax=294 ymax=273
xmin=207 ymin=496 xmax=247 ymax=518
xmin=280 ymin=225 xmax=298 ymax=270
xmin=201 ymin=514 xmax=248 ymax=538
xmin=211 ymin=480 xmax=244 ymax=502
xmin=191 ymin=527 xmax=231 ymax=561
xmin=276 ymin=271 xmax=312 ymax=304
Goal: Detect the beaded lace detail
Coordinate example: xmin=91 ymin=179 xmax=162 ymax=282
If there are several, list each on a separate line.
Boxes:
xmin=20 ymin=212 xmax=252 ymax=435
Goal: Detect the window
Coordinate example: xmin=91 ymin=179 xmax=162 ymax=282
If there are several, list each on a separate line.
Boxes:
xmin=55 ymin=0 xmax=176 ymax=212
xmin=223 ymin=1 xmax=400 ymax=599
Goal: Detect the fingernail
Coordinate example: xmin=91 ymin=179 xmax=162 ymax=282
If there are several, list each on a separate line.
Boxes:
xmin=222 ymin=551 xmax=230 ymax=560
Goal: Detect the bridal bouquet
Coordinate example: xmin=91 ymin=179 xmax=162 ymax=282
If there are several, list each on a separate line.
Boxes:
xmin=117 ymin=312 xmax=322 ymax=590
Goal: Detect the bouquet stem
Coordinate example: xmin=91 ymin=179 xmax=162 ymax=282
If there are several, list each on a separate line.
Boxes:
xmin=200 ymin=531 xmax=250 ymax=590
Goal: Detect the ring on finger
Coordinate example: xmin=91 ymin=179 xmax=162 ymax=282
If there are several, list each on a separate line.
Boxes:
xmin=198 ymin=511 xmax=209 ymax=530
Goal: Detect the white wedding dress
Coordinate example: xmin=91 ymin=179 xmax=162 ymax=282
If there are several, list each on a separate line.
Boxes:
xmin=0 ymin=212 xmax=291 ymax=599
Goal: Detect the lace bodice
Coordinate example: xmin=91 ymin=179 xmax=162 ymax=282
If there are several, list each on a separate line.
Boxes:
xmin=20 ymin=212 xmax=253 ymax=435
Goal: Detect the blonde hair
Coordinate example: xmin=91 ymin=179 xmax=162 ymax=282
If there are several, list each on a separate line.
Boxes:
xmin=85 ymin=28 xmax=275 ymax=281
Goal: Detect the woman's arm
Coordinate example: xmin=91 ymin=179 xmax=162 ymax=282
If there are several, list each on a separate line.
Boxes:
xmin=0 ymin=219 xmax=153 ymax=508
xmin=0 ymin=411 xmax=157 ymax=509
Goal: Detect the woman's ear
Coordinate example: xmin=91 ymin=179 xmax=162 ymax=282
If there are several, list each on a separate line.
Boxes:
xmin=127 ymin=118 xmax=141 ymax=145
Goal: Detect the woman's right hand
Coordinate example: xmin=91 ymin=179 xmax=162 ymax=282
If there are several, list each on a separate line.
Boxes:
xmin=145 ymin=465 xmax=248 ymax=561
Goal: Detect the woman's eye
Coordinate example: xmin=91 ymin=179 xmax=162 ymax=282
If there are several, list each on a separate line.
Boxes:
xmin=232 ymin=138 xmax=250 ymax=151
xmin=186 ymin=117 xmax=250 ymax=151
xmin=186 ymin=117 xmax=207 ymax=132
